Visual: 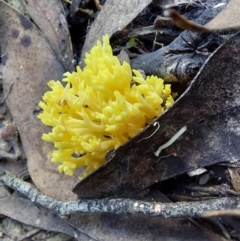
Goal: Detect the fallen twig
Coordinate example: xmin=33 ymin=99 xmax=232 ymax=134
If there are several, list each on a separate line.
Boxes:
xmin=0 ymin=171 xmax=239 ymax=218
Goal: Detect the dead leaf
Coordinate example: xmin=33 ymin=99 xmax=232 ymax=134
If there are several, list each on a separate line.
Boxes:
xmin=0 ymin=196 xmax=91 ymax=240
xmin=20 ymin=0 xmax=74 ymax=71
xmin=74 ymin=31 xmax=240 ymax=199
xmin=228 ymin=168 xmax=240 ymax=192
xmin=0 ymin=0 xmax=78 ymax=200
xmin=80 ymin=0 xmax=152 ymax=62
xmin=69 ymin=213 xmax=228 ymax=241
xmin=204 ymin=0 xmax=240 ymax=31
xmin=0 ymin=159 xmax=26 ymax=231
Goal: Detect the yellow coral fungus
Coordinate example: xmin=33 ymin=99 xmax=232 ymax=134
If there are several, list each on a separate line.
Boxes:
xmin=38 ymin=35 xmax=175 ymax=178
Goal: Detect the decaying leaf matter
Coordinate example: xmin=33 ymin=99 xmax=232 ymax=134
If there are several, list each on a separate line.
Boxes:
xmin=20 ymin=0 xmax=74 ymax=71
xmin=204 ymin=0 xmax=240 ymax=31
xmin=0 ymin=1 xmax=78 ymax=200
xmin=80 ymin=0 xmax=152 ymax=62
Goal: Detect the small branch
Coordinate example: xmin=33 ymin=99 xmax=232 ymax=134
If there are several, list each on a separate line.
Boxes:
xmin=163 ymin=9 xmax=209 ymax=33
xmin=0 ymin=171 xmax=239 ymax=218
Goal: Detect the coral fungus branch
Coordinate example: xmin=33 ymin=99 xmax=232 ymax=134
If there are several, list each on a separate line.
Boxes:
xmin=38 ymin=35 xmax=175 ymax=178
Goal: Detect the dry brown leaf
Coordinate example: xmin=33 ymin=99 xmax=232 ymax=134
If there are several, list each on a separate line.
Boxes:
xmin=228 ymin=168 xmax=240 ymax=192
xmin=69 ymin=213 xmax=228 ymax=241
xmin=80 ymin=0 xmax=152 ymax=62
xmin=0 ymin=0 xmax=78 ymax=200
xmin=0 ymin=159 xmax=26 ymax=212
xmin=204 ymin=0 xmax=240 ymax=31
xmin=0 ymin=196 xmax=90 ymax=240
xmin=20 ymin=0 xmax=74 ymax=71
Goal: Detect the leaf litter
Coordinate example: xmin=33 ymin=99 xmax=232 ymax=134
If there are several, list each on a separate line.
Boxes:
xmin=0 ymin=0 xmax=78 ymax=201
xmin=1 ymin=0 xmax=240 ymax=240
